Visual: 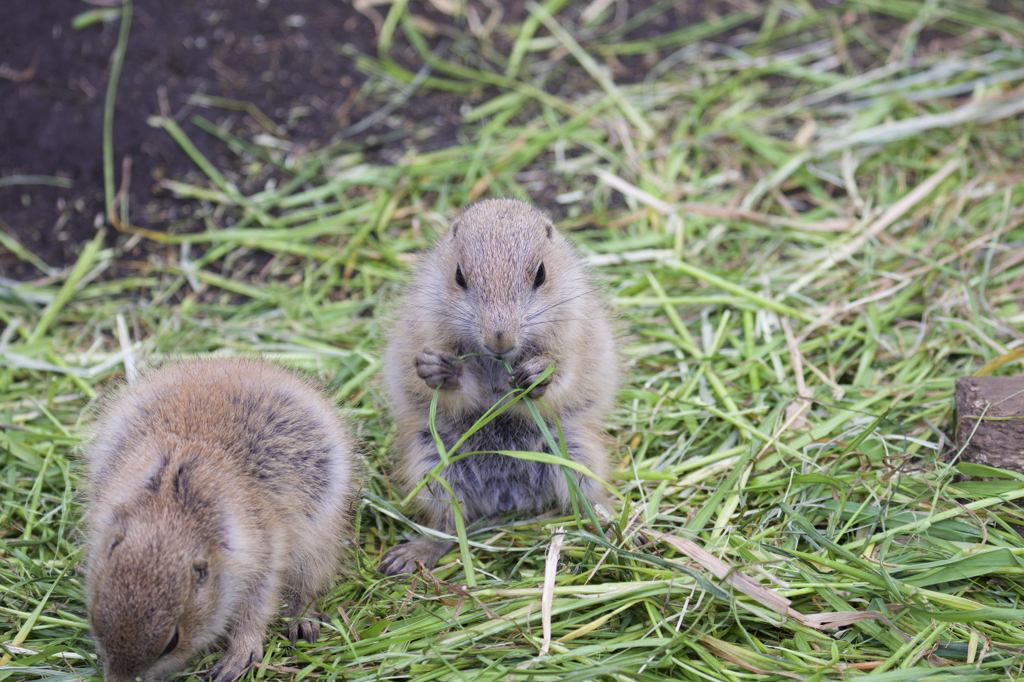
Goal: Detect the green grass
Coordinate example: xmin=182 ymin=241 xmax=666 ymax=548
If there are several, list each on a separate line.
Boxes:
xmin=5 ymin=0 xmax=1024 ymax=679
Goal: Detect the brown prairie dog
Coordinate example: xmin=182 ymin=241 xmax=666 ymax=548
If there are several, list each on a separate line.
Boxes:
xmin=83 ymin=358 xmax=359 ymax=682
xmin=379 ymin=198 xmax=618 ymax=576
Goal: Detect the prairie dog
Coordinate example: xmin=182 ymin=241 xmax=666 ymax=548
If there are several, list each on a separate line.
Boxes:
xmin=83 ymin=358 xmax=359 ymax=682
xmin=379 ymin=198 xmax=618 ymax=575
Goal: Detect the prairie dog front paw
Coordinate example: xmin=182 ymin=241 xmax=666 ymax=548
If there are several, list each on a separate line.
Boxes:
xmin=209 ymin=644 xmax=261 ymax=682
xmin=511 ymin=357 xmax=555 ymax=397
xmin=415 ymin=349 xmax=463 ymax=390
xmin=288 ymin=610 xmax=330 ymax=646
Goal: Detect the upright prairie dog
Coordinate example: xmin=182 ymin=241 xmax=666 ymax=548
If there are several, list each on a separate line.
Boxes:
xmin=379 ymin=198 xmax=618 ymax=575
xmin=83 ymin=358 xmax=359 ymax=682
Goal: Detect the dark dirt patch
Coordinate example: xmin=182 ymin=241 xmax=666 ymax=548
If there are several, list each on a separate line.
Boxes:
xmin=1 ymin=0 xmax=383 ymax=280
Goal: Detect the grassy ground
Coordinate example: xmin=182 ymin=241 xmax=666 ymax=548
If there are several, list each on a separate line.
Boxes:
xmin=5 ymin=0 xmax=1024 ymax=680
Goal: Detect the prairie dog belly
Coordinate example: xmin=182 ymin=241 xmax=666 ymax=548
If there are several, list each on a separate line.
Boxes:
xmin=423 ymin=412 xmax=562 ymax=518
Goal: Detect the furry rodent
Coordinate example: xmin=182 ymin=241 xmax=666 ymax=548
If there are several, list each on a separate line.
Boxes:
xmin=83 ymin=358 xmax=359 ymax=682
xmin=379 ymin=198 xmax=618 ymax=575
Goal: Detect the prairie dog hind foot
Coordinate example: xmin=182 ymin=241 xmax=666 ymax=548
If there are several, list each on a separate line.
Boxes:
xmin=378 ymin=537 xmax=454 ymax=575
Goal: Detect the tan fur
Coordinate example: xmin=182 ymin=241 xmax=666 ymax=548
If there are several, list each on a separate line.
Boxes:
xmin=83 ymin=358 xmax=360 ymax=682
xmin=379 ymin=199 xmax=619 ymax=575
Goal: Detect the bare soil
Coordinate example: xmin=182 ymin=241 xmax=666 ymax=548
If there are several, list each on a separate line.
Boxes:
xmin=1 ymin=0 xmax=383 ymax=280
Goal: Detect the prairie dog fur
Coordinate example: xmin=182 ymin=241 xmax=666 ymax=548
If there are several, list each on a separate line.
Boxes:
xmin=84 ymin=358 xmax=359 ymax=682
xmin=379 ymin=198 xmax=618 ymax=575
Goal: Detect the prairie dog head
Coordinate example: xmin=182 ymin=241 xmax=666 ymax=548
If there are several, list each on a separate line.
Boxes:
xmin=86 ymin=454 xmax=231 ymax=682
xmin=425 ymin=199 xmax=586 ymax=357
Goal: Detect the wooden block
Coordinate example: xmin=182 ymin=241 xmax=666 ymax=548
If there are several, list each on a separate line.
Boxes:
xmin=955 ymin=376 xmax=1024 ymax=474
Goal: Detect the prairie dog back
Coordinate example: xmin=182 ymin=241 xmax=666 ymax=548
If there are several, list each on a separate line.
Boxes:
xmin=84 ymin=358 xmax=359 ymax=682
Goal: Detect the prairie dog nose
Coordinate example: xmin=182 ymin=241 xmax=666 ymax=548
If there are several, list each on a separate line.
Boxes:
xmin=484 ymin=329 xmax=515 ymax=355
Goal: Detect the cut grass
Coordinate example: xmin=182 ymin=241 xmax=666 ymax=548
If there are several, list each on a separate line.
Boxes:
xmin=5 ymin=0 xmax=1024 ymax=680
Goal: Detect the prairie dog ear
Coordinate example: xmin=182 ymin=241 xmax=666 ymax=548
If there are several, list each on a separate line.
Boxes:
xmin=544 ymin=219 xmax=553 ymax=240
xmin=193 ymin=558 xmax=209 ymax=584
xmin=450 ymin=218 xmax=462 ymax=240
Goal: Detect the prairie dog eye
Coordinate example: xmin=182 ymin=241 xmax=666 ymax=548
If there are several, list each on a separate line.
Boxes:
xmin=533 ymin=263 xmax=546 ymax=289
xmin=455 ymin=264 xmax=467 ymax=289
xmin=193 ymin=559 xmax=209 ymax=584
xmin=161 ymin=628 xmax=179 ymax=657
xmin=108 ymin=535 xmax=123 ymax=556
